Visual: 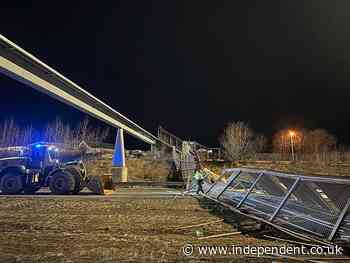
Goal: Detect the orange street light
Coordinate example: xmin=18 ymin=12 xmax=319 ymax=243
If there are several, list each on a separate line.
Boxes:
xmin=288 ymin=130 xmax=296 ymax=161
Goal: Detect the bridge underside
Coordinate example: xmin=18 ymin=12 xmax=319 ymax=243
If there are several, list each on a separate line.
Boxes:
xmin=0 ymin=34 xmax=160 ymax=182
xmin=0 ymin=34 xmax=156 ymax=144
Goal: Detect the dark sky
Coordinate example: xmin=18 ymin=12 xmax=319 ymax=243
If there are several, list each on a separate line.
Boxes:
xmin=1 ymin=1 xmax=350 ymax=148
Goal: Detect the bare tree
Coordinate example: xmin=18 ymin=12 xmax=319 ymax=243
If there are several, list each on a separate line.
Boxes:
xmin=272 ymin=129 xmax=289 ymax=158
xmin=254 ymin=134 xmax=267 ymax=153
xmin=0 ymin=116 xmax=110 ymax=148
xmin=272 ymin=129 xmax=306 ymax=160
xmin=272 ymin=128 xmax=337 ymax=162
xmin=220 ymin=121 xmax=256 ymax=161
xmin=305 ymin=129 xmax=336 ymax=163
xmin=0 ymin=119 xmax=32 ymax=147
xmin=75 ymin=117 xmax=90 ymax=145
xmin=44 ymin=117 xmax=110 ymax=147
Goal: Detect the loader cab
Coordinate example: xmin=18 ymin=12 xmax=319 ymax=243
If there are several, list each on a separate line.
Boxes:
xmin=29 ymin=143 xmax=59 ymax=169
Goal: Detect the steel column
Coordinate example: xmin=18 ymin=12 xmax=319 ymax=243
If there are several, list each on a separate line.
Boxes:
xmin=216 ymin=170 xmax=241 ymax=199
xmin=328 ymin=198 xmax=350 ymax=241
xmin=236 ymin=172 xmax=264 ymax=208
xmin=206 ymin=175 xmax=224 ymax=194
xmin=269 ymin=177 xmax=300 ymax=222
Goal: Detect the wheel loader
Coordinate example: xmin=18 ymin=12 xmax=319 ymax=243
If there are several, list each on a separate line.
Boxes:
xmin=0 ymin=142 xmax=104 ymax=195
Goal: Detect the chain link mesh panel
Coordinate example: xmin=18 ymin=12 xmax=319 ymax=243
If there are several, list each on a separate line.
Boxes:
xmin=240 ymin=175 xmax=297 ymax=220
xmin=202 ymin=168 xmax=350 ymax=244
xmin=338 ymin=210 xmax=350 ymax=241
xmin=203 ymin=170 xmax=239 ymax=197
xmin=218 ymin=172 xmax=259 ymax=206
xmin=275 ymin=180 xmax=350 ymax=239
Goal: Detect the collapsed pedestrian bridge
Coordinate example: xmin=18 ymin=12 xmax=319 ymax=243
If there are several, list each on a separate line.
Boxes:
xmin=201 ymin=168 xmax=350 ymax=246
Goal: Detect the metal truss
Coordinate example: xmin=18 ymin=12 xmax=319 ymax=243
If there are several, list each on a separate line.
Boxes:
xmin=201 ymin=168 xmax=350 ymax=245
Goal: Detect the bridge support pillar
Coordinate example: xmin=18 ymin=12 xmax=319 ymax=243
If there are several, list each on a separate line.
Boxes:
xmin=112 ymin=128 xmax=128 ymax=186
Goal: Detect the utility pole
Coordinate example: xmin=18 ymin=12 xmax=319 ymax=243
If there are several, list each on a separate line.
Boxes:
xmin=289 ymin=131 xmax=295 ymax=161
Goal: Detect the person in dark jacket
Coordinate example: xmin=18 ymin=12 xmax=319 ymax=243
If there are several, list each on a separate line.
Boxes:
xmin=194 ymin=170 xmax=205 ymax=194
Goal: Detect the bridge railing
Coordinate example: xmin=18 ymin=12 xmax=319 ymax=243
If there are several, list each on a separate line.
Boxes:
xmin=157 ymin=126 xmax=184 ymax=152
xmin=157 ymin=126 xmax=222 ymax=161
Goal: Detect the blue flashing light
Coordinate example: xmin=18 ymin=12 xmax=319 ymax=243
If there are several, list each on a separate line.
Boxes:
xmin=35 ymin=144 xmax=42 ymax=148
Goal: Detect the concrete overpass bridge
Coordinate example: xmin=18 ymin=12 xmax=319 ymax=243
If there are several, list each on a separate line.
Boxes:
xmin=0 ymin=33 xmax=158 ymax=181
xmin=0 ymin=33 xmax=218 ymax=184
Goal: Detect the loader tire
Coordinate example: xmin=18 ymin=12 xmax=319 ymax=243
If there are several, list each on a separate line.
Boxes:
xmin=49 ymin=171 xmax=75 ymax=194
xmin=0 ymin=172 xmax=23 ymax=194
xmin=86 ymin=176 xmax=105 ymax=195
xmin=65 ymin=166 xmax=83 ymax=194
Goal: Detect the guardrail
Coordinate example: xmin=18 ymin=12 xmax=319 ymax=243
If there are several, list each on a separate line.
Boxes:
xmin=157 ymin=126 xmax=184 ymax=152
xmin=199 ymin=168 xmax=350 ymax=245
xmin=157 ymin=126 xmax=222 ymax=161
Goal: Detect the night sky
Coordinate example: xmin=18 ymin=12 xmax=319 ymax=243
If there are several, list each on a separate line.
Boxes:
xmin=1 ymin=1 xmax=350 ymax=148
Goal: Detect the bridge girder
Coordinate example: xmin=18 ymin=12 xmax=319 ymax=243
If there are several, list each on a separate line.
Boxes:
xmin=0 ymin=34 xmax=156 ymax=145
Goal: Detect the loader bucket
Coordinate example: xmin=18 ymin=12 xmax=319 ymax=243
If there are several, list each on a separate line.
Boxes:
xmin=87 ymin=176 xmax=104 ymax=195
